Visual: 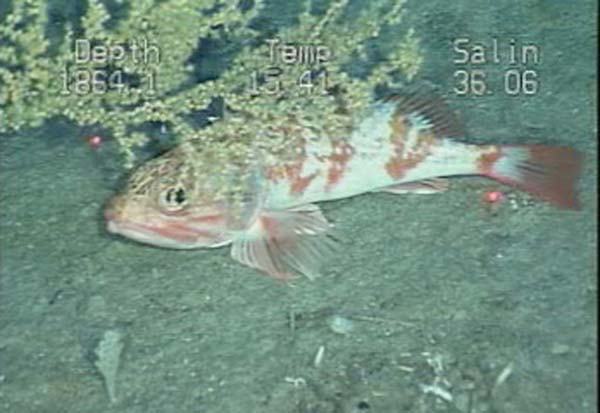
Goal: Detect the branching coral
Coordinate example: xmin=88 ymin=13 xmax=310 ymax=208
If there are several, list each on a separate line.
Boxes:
xmin=0 ymin=0 xmax=422 ymax=168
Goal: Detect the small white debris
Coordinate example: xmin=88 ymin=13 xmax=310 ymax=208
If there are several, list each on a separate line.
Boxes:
xmin=313 ymin=345 xmax=325 ymax=368
xmin=426 ymin=353 xmax=445 ymax=375
xmin=327 ymin=315 xmax=354 ymax=335
xmin=397 ymin=365 xmax=415 ymax=373
xmin=492 ymin=362 xmax=514 ymax=395
xmin=284 ymin=377 xmax=306 ymax=387
xmin=420 ymin=383 xmax=453 ymax=402
xmin=551 ymin=343 xmax=570 ymax=355
xmin=94 ymin=330 xmax=125 ymax=404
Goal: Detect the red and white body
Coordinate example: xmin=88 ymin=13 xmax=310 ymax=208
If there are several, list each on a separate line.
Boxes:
xmin=263 ymin=101 xmax=480 ymax=209
xmin=105 ymin=90 xmax=581 ymax=281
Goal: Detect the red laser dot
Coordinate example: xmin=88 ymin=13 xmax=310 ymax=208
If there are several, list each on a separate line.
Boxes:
xmin=87 ymin=135 xmax=102 ymax=148
xmin=483 ymin=190 xmax=504 ymax=203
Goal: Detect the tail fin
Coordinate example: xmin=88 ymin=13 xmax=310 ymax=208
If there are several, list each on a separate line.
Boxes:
xmin=480 ymin=144 xmax=582 ymax=209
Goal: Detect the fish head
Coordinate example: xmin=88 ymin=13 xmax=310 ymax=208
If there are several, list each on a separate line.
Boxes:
xmin=104 ymin=146 xmax=240 ymax=249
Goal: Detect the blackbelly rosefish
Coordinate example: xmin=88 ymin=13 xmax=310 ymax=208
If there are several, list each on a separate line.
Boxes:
xmin=104 ymin=90 xmax=581 ymax=280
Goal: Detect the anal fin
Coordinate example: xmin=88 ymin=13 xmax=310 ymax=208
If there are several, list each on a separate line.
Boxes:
xmin=378 ymin=178 xmax=449 ymax=194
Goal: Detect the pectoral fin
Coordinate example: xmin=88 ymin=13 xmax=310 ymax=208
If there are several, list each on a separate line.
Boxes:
xmin=231 ymin=204 xmax=337 ymax=281
xmin=378 ymin=178 xmax=449 ymax=194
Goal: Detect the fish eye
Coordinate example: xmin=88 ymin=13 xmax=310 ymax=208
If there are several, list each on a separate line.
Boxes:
xmin=160 ymin=186 xmax=187 ymax=210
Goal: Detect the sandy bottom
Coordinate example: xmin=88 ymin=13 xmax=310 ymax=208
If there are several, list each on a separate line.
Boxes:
xmin=0 ymin=0 xmax=596 ymax=412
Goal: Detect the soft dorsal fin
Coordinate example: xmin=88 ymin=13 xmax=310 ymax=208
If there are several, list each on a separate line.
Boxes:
xmin=379 ymin=85 xmax=465 ymax=138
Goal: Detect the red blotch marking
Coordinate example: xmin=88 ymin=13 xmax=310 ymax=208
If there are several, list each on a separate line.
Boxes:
xmin=384 ymin=113 xmax=436 ymax=180
xmin=152 ymin=221 xmax=214 ymax=243
xmin=385 ymin=155 xmax=422 ymax=180
xmin=325 ymin=140 xmax=354 ymax=190
xmin=291 ymin=173 xmax=317 ymax=194
xmin=189 ymin=213 xmax=224 ymax=224
xmin=390 ymin=112 xmax=408 ymax=139
xmin=264 ymin=165 xmax=286 ymax=182
xmin=286 ymin=162 xmax=317 ymax=194
xmin=385 ymin=138 xmax=426 ymax=180
xmin=476 ymin=147 xmax=501 ymax=175
xmin=266 ymin=159 xmax=317 ymax=195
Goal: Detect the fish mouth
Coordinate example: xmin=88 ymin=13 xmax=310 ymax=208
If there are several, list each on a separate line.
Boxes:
xmin=106 ymin=217 xmax=202 ymax=249
xmin=103 ymin=195 xmax=195 ymax=248
xmin=104 ymin=195 xmax=231 ymax=248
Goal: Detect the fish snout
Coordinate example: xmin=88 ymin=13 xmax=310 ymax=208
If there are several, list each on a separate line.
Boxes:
xmin=104 ymin=194 xmax=127 ymax=226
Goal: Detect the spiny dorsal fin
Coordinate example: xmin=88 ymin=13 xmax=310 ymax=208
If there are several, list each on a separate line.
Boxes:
xmin=380 ymin=84 xmax=465 ymax=138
